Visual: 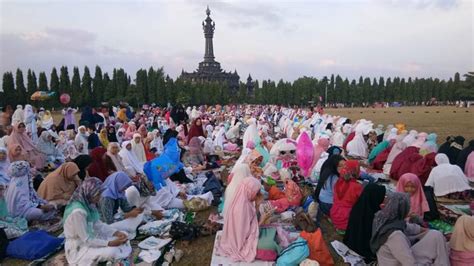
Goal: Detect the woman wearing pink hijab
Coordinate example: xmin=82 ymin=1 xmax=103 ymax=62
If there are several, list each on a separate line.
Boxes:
xmin=217 ymin=177 xmax=262 ymax=262
xmin=311 ymin=138 xmax=330 ymax=171
xmin=124 ymin=122 xmax=137 ymax=140
xmin=396 ymin=173 xmax=429 ymax=219
xmin=7 ymin=123 xmax=45 ymax=169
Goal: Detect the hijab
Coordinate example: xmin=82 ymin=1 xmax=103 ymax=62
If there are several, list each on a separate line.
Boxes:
xmin=396 ymin=173 xmax=429 ymax=217
xmin=370 ymin=192 xmax=410 ymax=253
xmin=217 ymin=177 xmax=261 ymax=262
xmin=131 ymin=133 xmax=146 ymax=162
xmin=450 ymin=215 xmax=474 ymax=252
xmin=6 ymin=161 xmax=46 ymax=217
xmin=446 ymin=136 xmax=465 ymax=164
xmin=36 ymin=130 xmax=57 ymax=156
xmin=315 ymin=154 xmax=345 ymax=200
xmin=7 ymin=124 xmax=38 ymax=154
xmin=38 ymin=162 xmax=81 ymax=202
xmin=98 ymin=128 xmax=109 ymax=148
xmin=344 ymin=184 xmax=386 ymax=262
xmin=425 ymin=153 xmax=471 ymax=197
xmin=63 ymin=177 xmax=103 ymax=234
xmin=311 ymin=138 xmax=330 ymax=170
xmin=187 ymin=118 xmax=205 ymax=143
xmin=402 ymin=130 xmax=418 ymax=146
xmin=124 ymin=122 xmax=137 ymax=140
xmin=0 ymin=148 xmax=11 ymax=184
xmin=420 ymin=133 xmax=438 ymax=154
xmin=457 ymin=140 xmax=474 ymax=172
xmin=106 ymin=142 xmax=127 ymax=173
xmin=101 ymin=172 xmax=132 ymax=200
xmin=223 ymin=164 xmax=252 ymax=216
xmin=335 ymin=160 xmax=360 ymax=199
xmin=73 ymin=155 xmax=92 ymax=180
xmin=149 ymin=129 xmax=164 ymax=154
xmin=368 ymin=140 xmax=390 ymax=164
xmin=116 ymin=128 xmax=125 ymax=144
xmin=411 ymin=132 xmax=427 ymax=148
xmin=119 ymin=141 xmax=144 ymax=175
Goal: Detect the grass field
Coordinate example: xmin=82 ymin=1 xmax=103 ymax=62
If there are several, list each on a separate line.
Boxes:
xmin=4 ymin=106 xmax=470 ymax=266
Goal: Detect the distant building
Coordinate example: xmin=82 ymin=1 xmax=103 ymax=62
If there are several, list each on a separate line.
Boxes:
xmin=180 ymin=6 xmax=240 ymax=94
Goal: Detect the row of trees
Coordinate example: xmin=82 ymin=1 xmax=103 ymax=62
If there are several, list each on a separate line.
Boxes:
xmin=2 ymin=66 xmax=473 ymax=108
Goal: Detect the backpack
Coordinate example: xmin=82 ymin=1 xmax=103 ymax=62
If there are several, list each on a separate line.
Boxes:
xmin=276 ymin=237 xmax=310 ymax=266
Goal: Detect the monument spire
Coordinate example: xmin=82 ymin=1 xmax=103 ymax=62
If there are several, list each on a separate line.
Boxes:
xmin=202 ymin=6 xmax=216 ymax=62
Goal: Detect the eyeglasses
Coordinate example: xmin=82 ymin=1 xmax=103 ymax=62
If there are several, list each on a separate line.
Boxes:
xmin=279 ymin=150 xmax=296 ymax=155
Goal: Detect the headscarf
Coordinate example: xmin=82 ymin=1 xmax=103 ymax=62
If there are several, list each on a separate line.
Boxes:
xmin=116 ymin=128 xmax=125 ymax=144
xmin=314 ymin=154 xmax=345 ymax=200
xmin=7 ymin=144 xmax=24 ymax=162
xmin=344 ymin=184 xmax=386 ymax=262
xmin=0 ymin=148 xmax=11 ymax=184
xmin=368 ymin=141 xmax=390 ymax=164
xmin=411 ymin=132 xmax=427 ymax=148
xmin=331 ymin=126 xmax=345 ymax=147
xmin=73 ymin=155 xmax=92 ymax=180
xmin=450 ymin=215 xmax=474 ymax=252
xmin=124 ymin=122 xmax=137 ymax=140
xmin=385 ymin=128 xmax=398 ymax=141
xmin=385 ymin=134 xmax=408 ymax=165
xmin=370 ymin=192 xmax=410 ymax=253
xmin=63 ymin=107 xmax=77 ymax=130
xmin=445 ymin=136 xmax=465 ymax=164
xmin=217 ymin=177 xmax=261 ymax=262
xmin=74 ymin=126 xmax=89 ymax=154
xmin=38 ymin=162 xmax=81 ymax=202
xmin=106 ymin=142 xmax=127 ymax=172
xmin=11 ymin=105 xmax=24 ymax=125
xmin=7 ymin=124 xmax=39 ymax=155
xmin=138 ymin=124 xmax=148 ymax=139
xmin=438 ymin=135 xmax=455 ymax=155
xmin=347 ymin=129 xmax=368 ymax=158
xmin=119 ymin=141 xmax=144 ymax=175
xmin=41 ymin=111 xmax=54 ymax=129
xmin=6 ymin=161 xmax=46 ymax=217
xmin=425 ymin=153 xmax=471 ymax=197
xmin=311 ymin=138 xmax=330 ymax=170
xmin=149 ymin=129 xmax=164 ymax=154
xmin=63 ymin=177 xmax=103 ymax=235
xmin=36 ymin=130 xmax=58 ymax=156
xmin=402 ymin=130 xmax=418 ymax=146
xmin=420 ymin=133 xmax=438 ymax=154
xmin=223 ymin=164 xmax=252 ymax=216
xmin=187 ymin=118 xmax=205 ymax=143
xmin=335 ymin=160 xmax=360 ymax=199
xmin=396 ymin=173 xmax=429 ymax=217
xmin=101 ymin=172 xmax=132 ymax=200
xmin=87 ymin=147 xmax=108 ymax=181
xmin=98 ymin=128 xmax=109 ymax=148
xmin=242 ymin=118 xmax=258 ymax=149
xmin=131 ymin=133 xmax=147 ymax=162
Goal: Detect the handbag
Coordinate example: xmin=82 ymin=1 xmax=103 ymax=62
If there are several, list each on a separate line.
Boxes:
xmin=276 ymin=237 xmax=309 ymax=266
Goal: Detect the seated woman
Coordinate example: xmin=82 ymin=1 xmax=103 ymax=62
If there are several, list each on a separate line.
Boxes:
xmin=98 ymin=128 xmax=110 ymax=148
xmin=0 ymin=181 xmax=28 ymax=239
xmin=183 ymin=137 xmax=206 ymax=171
xmin=245 ymin=150 xmax=264 ymax=179
xmin=0 ymin=147 xmax=10 ymax=184
xmin=72 ymin=155 xmax=93 ymax=180
xmin=36 ymin=130 xmax=65 ymax=166
xmin=131 ymin=133 xmax=147 ymax=163
xmin=7 ymin=143 xmax=26 ymax=162
xmin=223 ymin=164 xmax=253 ymax=215
xmin=87 ymin=147 xmax=109 ymax=181
xmin=119 ymin=141 xmax=145 ymax=175
xmin=104 ymin=142 xmax=129 ymax=175
xmin=450 ymin=215 xmax=474 ymax=265
xmin=6 ymin=161 xmax=56 ymax=222
xmin=396 ymin=173 xmax=429 ymax=222
xmin=99 ymin=172 xmax=144 ymax=228
xmin=38 ymin=162 xmax=81 ymax=207
xmin=330 ymin=160 xmax=363 ymax=232
xmin=314 ymin=155 xmax=345 ymax=221
xmin=370 ymin=192 xmax=449 ymax=265
xmin=63 ymin=177 xmax=132 ymax=265
xmin=269 ymin=170 xmax=303 ymax=212
xmin=144 ymin=138 xmax=213 ymax=209
xmin=344 ymin=184 xmax=386 ymax=263
xmin=7 ymin=123 xmax=45 ymax=169
xmin=426 ymin=153 xmax=472 ymax=200
xmin=216 ymin=177 xmax=265 ymax=262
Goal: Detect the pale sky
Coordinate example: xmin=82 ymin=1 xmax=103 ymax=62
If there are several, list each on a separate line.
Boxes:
xmin=0 ymin=0 xmax=473 ymax=83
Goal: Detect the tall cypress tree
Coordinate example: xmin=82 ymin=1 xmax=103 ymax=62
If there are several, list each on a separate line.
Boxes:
xmin=16 ymin=69 xmax=27 ymax=105
xmin=59 ymin=66 xmax=71 ymax=94
xmin=38 ymin=72 xmax=48 ymax=90
xmin=92 ymin=66 xmax=103 ymax=106
xmin=81 ymin=66 xmax=92 ymax=107
xmin=2 ymin=72 xmax=15 ymax=106
xmin=50 ymin=68 xmax=60 ymax=94
xmin=71 ymin=67 xmax=81 ymax=106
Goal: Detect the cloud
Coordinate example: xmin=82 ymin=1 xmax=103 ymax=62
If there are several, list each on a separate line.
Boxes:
xmin=378 ymin=0 xmax=459 ymax=10
xmin=319 ymin=59 xmax=337 ymax=67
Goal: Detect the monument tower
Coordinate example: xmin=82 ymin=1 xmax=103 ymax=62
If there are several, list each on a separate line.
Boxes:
xmin=180 ymin=6 xmax=240 ymax=94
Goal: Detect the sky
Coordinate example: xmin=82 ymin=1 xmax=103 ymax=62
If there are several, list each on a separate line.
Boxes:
xmin=0 ymin=0 xmax=473 ymax=84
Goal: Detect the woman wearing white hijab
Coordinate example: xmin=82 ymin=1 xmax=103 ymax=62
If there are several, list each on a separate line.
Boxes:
xmin=386 ymin=128 xmax=398 ymax=141
xmin=242 ymin=118 xmax=258 ymax=149
xmin=11 ymin=105 xmax=24 ymax=125
xmin=214 ymin=126 xmax=226 ymax=150
xmin=131 ymin=133 xmax=146 ymax=163
xmin=223 ymin=164 xmax=252 ymax=216
xmin=347 ymin=128 xmax=369 ymax=159
xmin=75 ymin=126 xmax=89 ymax=155
xmin=119 ymin=141 xmax=145 ymax=175
xmin=225 ymin=122 xmax=241 ymax=142
xmin=148 ymin=130 xmax=164 ymax=155
xmin=425 ymin=153 xmax=472 ymax=197
xmin=402 ymin=130 xmax=418 ymax=146
xmin=331 ymin=126 xmax=345 ymax=147
xmin=23 ymin=105 xmax=38 ymax=143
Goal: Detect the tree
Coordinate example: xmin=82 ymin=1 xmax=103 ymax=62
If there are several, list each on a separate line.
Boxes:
xmin=59 ymin=66 xmax=71 ymax=94
xmin=38 ymin=72 xmax=48 ymax=90
xmin=458 ymin=72 xmax=474 ymax=101
xmin=71 ymin=67 xmax=81 ymax=106
xmin=81 ymin=66 xmax=92 ymax=106
xmin=50 ymin=68 xmax=59 ymax=93
xmin=2 ymin=72 xmax=15 ymax=106
xmin=16 ymin=69 xmax=27 ymax=105
xmin=92 ymin=66 xmax=103 ymax=105
xmin=27 ymin=69 xmax=38 ymax=95
xmin=135 ymin=69 xmax=147 ymax=104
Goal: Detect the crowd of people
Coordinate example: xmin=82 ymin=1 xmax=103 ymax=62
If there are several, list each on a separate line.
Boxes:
xmin=0 ymin=103 xmax=473 ymax=265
